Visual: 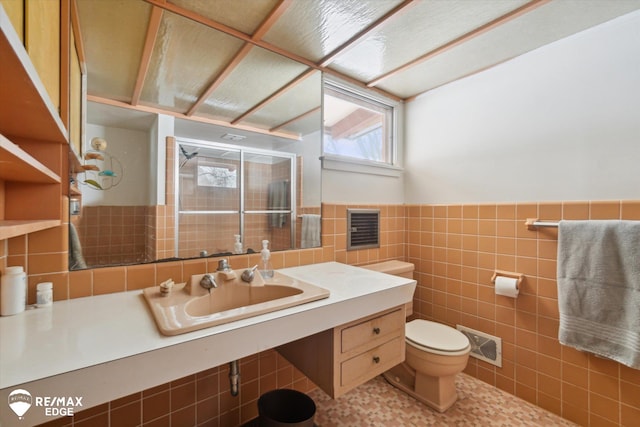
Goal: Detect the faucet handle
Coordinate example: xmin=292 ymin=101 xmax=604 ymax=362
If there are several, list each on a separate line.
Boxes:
xmin=217 ymin=259 xmax=230 ymax=271
xmin=200 ymin=273 xmax=218 ymax=291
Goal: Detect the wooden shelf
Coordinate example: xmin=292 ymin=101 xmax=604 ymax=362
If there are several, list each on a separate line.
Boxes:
xmin=0 ymin=5 xmax=66 ymax=242
xmin=69 ymin=146 xmax=83 ymax=174
xmin=0 ymin=6 xmax=67 ymax=144
xmin=0 ymin=134 xmax=61 ymax=184
xmin=0 ymin=220 xmax=62 ymax=240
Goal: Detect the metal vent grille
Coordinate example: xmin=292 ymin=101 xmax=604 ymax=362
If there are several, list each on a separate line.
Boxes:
xmin=456 ymin=325 xmax=502 ymax=367
xmin=347 ymin=209 xmax=380 ymax=250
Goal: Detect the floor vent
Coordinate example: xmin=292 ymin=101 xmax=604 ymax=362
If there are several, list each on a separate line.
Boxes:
xmin=456 ymin=325 xmax=502 ymax=367
xmin=347 ymin=209 xmax=380 ymax=250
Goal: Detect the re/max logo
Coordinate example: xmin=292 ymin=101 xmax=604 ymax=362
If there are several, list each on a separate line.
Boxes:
xmin=35 ymin=396 xmax=83 ymax=407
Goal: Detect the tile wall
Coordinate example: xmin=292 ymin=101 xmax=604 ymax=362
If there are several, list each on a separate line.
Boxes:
xmin=74 ymin=205 xmax=149 ymax=266
xmin=2 ymin=200 xmax=639 ymax=426
xmin=405 ymin=200 xmax=640 ymax=427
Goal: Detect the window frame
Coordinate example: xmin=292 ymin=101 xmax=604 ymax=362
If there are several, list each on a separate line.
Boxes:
xmin=321 ymin=77 xmax=402 ymax=176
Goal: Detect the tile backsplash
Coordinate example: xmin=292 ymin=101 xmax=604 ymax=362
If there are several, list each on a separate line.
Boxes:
xmin=2 ymin=201 xmax=639 ymax=426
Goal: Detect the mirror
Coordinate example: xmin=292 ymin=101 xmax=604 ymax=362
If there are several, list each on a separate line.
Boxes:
xmin=69 ymin=1 xmax=323 ymax=270
xmin=70 ymin=101 xmax=322 ymax=270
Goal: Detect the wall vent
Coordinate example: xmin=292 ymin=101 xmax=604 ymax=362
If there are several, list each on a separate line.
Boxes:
xmin=457 ymin=325 xmax=502 ymax=367
xmin=347 ymin=209 xmax=380 ymax=250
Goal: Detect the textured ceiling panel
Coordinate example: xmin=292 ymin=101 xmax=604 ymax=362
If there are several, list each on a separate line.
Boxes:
xmin=76 ymin=0 xmax=151 ymax=101
xmin=242 ymin=71 xmax=322 ymax=132
xmin=262 ymin=0 xmax=404 ymax=62
xmin=140 ymin=11 xmax=245 ymax=112
xmin=279 ymin=109 xmax=323 ymax=136
xmin=196 ymin=47 xmax=309 ymax=123
xmin=329 ymin=0 xmax=529 ymax=83
xmin=169 ymin=0 xmax=280 ymax=35
xmin=378 ymin=0 xmax=640 ymax=98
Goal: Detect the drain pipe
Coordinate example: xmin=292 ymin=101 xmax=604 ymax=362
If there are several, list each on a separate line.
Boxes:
xmin=229 ymin=360 xmax=240 ymax=396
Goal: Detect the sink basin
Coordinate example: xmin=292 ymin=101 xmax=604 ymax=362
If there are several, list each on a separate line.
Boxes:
xmin=143 ymin=270 xmax=330 ymax=336
xmin=186 ymin=284 xmax=303 ymax=317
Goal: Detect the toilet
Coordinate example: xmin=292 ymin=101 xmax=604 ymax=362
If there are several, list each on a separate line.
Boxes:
xmin=362 ymin=261 xmax=471 ymax=412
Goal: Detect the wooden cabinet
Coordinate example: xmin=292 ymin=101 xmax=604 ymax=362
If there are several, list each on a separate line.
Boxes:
xmin=0 ymin=4 xmax=67 ymax=240
xmin=277 ymin=305 xmax=406 ymax=398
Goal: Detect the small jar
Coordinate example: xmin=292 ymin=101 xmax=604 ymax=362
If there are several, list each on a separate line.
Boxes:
xmin=36 ymin=282 xmax=53 ymax=308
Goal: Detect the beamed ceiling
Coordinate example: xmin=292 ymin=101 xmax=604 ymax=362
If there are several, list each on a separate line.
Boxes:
xmin=75 ymin=0 xmax=640 ymax=139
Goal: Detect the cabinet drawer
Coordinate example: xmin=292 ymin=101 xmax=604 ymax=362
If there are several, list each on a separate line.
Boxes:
xmin=341 ymin=307 xmax=404 ymax=354
xmin=340 ymin=336 xmax=403 ymax=387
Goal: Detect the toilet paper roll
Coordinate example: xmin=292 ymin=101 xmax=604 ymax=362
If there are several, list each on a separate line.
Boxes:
xmin=495 ymin=276 xmax=519 ymax=298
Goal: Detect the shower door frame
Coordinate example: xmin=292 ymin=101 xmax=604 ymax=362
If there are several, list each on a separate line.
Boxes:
xmin=174 ymin=137 xmax=297 ymax=258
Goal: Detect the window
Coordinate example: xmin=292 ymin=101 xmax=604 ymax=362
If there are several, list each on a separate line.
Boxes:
xmin=323 ymin=81 xmax=395 ymax=166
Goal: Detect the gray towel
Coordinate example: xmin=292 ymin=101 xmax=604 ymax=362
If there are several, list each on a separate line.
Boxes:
xmin=268 ymin=181 xmax=289 ymax=228
xmin=301 ymin=214 xmax=321 ymax=249
xmin=557 ymin=220 xmax=640 ymax=369
xmin=68 ymin=222 xmax=87 ymax=270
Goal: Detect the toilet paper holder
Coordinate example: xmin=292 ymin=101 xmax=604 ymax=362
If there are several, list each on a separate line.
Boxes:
xmin=491 ymin=270 xmax=524 ymax=288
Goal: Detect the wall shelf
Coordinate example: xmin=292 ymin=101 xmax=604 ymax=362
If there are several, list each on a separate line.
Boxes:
xmin=0 ymin=4 xmax=66 ymax=243
xmin=0 ymin=134 xmax=61 ymax=184
xmin=0 ymin=5 xmax=68 ymax=144
xmin=0 ymin=220 xmax=62 ymax=240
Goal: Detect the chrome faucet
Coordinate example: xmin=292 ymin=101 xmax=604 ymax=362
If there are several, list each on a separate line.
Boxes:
xmin=200 ymin=273 xmax=218 ymax=292
xmin=217 ymin=259 xmax=230 ymax=271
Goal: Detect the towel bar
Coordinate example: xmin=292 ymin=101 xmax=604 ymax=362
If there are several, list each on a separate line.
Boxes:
xmin=525 ymin=218 xmax=559 ymax=230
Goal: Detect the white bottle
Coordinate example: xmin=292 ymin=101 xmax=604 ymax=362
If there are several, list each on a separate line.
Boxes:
xmin=260 ymin=240 xmax=274 ymax=279
xmin=1 ymin=266 xmax=27 ymax=316
xmin=234 ymin=234 xmax=243 ymax=254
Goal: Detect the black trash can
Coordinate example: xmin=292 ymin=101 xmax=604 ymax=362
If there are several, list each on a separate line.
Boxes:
xmin=258 ymin=389 xmax=316 ymax=427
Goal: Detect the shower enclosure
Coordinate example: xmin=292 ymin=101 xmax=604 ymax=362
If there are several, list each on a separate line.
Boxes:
xmin=175 ymin=138 xmax=296 ymax=258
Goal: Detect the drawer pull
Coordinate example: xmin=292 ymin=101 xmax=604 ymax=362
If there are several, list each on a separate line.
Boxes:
xmin=373 ymin=327 xmax=381 ymax=335
xmin=373 ymin=356 xmax=380 ymax=364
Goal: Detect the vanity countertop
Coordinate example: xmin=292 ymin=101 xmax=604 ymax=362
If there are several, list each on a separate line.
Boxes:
xmin=0 ymin=262 xmax=415 ymax=426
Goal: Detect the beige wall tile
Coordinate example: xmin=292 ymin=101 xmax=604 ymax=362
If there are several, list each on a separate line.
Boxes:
xmin=93 ymin=266 xmax=126 ymax=295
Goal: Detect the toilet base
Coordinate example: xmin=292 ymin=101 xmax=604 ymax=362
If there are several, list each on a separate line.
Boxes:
xmin=382 ymin=364 xmax=459 ymax=413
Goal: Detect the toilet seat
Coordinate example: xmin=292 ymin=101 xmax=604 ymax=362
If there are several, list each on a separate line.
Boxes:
xmin=405 ymin=320 xmax=470 ymax=356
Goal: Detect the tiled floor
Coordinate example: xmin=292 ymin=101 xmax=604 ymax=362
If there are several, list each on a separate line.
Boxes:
xmin=307 ymin=374 xmax=577 ymax=426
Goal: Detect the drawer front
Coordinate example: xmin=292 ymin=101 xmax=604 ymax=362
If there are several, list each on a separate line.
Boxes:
xmin=340 ymin=336 xmax=404 ymax=387
xmin=341 ymin=307 xmax=404 ymax=354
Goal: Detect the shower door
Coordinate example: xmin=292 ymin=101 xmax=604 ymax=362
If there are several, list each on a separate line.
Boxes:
xmin=175 ymin=139 xmax=296 ymax=258
xmin=242 ymin=151 xmax=295 ymax=253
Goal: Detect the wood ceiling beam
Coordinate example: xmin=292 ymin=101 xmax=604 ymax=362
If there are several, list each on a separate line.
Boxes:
xmin=88 ymin=94 xmax=302 ymax=141
xmin=366 ymin=0 xmax=551 ymax=88
xmin=143 ymin=0 xmax=402 ymax=102
xmin=231 ymin=68 xmax=316 ymax=125
xmin=318 ymin=0 xmax=416 ymax=68
xmin=251 ymin=0 xmax=292 ymax=41
xmin=186 ymin=43 xmax=253 ymax=117
xmin=187 ymin=0 xmax=292 ymax=117
xmin=131 ymin=4 xmax=163 ymax=106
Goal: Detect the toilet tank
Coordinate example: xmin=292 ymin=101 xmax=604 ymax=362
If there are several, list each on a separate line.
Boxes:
xmin=361 ymin=261 xmax=415 ymax=316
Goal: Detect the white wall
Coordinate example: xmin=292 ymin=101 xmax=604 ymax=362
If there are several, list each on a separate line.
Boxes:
xmin=404 ymin=10 xmax=640 ymax=204
xmin=322 ymin=168 xmax=405 ymax=204
xmin=83 ymin=124 xmax=152 ymax=206
xmin=283 ymin=130 xmax=322 ymax=207
xmin=150 ymin=114 xmax=174 ymax=205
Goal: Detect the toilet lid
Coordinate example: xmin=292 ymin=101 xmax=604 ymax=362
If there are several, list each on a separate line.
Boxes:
xmin=406 ymin=320 xmax=469 ymax=352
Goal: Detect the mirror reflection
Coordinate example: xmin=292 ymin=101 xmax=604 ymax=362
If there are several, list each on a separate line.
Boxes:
xmin=174 ymin=139 xmax=303 ymax=258
xmin=70 ymin=0 xmax=324 ymax=270
xmin=70 ymin=101 xmax=322 ymax=270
